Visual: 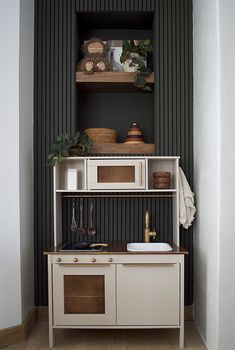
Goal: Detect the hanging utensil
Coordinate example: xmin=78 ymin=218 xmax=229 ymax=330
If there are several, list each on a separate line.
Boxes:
xmin=78 ymin=198 xmax=85 ymax=236
xmin=87 ymin=198 xmax=96 ymax=236
xmin=70 ymin=198 xmax=77 ymax=232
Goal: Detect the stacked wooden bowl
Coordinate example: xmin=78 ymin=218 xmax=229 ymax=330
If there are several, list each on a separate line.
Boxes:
xmin=84 ymin=128 xmax=117 ymax=143
xmin=125 ymin=122 xmax=144 ymax=144
xmin=153 ymin=171 xmax=171 ymax=189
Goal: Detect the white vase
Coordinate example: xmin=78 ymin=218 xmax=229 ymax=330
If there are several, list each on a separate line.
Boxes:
xmin=122 ymin=59 xmax=138 ymax=72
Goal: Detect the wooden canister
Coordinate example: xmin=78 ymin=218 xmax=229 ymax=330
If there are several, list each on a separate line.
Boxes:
xmin=153 ymin=171 xmax=171 ymax=189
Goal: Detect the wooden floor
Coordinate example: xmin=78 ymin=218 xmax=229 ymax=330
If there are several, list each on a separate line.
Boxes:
xmin=5 ymin=321 xmax=207 ymax=350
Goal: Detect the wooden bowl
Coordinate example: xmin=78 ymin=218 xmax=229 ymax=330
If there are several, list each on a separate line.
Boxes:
xmin=153 ymin=182 xmax=171 ymax=189
xmin=153 ymin=171 xmax=171 ymax=178
xmin=153 ymin=177 xmax=171 ymax=184
xmin=85 ymin=128 xmax=117 ymax=143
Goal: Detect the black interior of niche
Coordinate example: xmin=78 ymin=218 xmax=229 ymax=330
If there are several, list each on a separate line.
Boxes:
xmin=77 ymin=12 xmax=154 ymax=30
xmin=77 ymin=93 xmax=153 ymax=142
xmin=76 ymin=12 xmax=154 ymax=142
xmin=62 ymin=197 xmax=173 ymax=245
xmin=77 ymin=12 xmax=154 ymax=65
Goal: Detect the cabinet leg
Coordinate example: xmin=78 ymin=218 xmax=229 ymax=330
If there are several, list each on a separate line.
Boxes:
xmin=49 ymin=326 xmax=54 ymax=348
xmin=179 ymin=326 xmax=184 ymax=348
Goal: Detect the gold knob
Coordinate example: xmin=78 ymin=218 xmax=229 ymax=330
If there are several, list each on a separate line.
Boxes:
xmin=56 ymin=258 xmax=61 ymax=262
xmin=108 ymin=258 xmax=113 ymax=262
xmin=73 ymin=258 xmax=78 ymax=262
xmin=91 ymin=258 xmax=96 ymax=263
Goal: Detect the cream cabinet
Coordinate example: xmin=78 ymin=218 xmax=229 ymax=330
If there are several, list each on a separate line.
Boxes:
xmin=117 ymin=262 xmax=179 ymax=326
xmin=47 ymin=253 xmax=185 ymax=348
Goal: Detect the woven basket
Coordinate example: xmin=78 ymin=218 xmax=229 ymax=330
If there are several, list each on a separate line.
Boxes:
xmin=84 ymin=128 xmax=117 ymax=143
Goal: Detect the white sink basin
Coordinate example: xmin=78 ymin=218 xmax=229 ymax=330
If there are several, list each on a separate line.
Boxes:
xmin=127 ymin=242 xmax=172 ymax=252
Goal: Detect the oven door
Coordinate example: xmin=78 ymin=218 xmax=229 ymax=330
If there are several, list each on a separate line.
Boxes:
xmin=87 ymin=159 xmax=146 ymax=190
xmin=53 ymin=263 xmax=116 ymax=326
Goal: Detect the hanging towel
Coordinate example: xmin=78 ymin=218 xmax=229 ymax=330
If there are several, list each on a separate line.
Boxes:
xmin=179 ymin=167 xmax=196 ymax=229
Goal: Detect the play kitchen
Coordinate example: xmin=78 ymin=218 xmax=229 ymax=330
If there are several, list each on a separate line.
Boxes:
xmin=45 ymin=154 xmax=188 ymax=349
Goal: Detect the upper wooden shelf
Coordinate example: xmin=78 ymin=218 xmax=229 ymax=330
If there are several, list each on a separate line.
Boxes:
xmin=76 ymin=71 xmax=155 ymax=93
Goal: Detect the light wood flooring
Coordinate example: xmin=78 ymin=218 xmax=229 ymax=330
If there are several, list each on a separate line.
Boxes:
xmin=4 ymin=321 xmax=207 ymax=350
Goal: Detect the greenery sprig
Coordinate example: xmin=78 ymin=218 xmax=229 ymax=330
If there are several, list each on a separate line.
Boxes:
xmin=120 ymin=40 xmax=154 ymax=91
xmin=48 ymin=132 xmax=93 ymax=166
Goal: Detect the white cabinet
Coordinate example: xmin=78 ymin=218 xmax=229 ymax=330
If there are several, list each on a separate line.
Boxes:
xmin=53 ymin=156 xmax=179 ymax=193
xmin=117 ymin=263 xmax=179 ymax=325
xmin=52 ymin=156 xmax=180 ymax=247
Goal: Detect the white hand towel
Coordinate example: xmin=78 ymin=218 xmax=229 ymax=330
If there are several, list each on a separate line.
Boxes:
xmin=179 ymin=167 xmax=196 ymax=229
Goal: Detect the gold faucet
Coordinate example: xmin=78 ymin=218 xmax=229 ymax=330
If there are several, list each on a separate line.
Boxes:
xmin=144 ymin=209 xmax=150 ymax=242
xmin=144 ymin=209 xmax=157 ymax=242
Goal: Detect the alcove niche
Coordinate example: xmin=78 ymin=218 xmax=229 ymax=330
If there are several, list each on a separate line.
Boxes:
xmin=76 ymin=11 xmax=155 ymax=143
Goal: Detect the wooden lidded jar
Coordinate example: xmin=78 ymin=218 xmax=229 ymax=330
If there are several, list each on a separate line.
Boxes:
xmin=125 ymin=122 xmax=144 ymax=144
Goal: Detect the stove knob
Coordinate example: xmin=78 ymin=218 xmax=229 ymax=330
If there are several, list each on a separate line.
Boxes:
xmin=108 ymin=258 xmax=113 ymax=262
xmin=56 ymin=258 xmax=61 ymax=262
xmin=91 ymin=258 xmax=96 ymax=263
xmin=73 ymin=258 xmax=78 ymax=262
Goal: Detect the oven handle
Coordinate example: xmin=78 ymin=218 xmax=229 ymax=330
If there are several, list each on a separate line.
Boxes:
xmin=139 ymin=162 xmax=142 ymax=186
xmin=55 ymin=263 xmax=112 ymax=266
xmin=121 ymin=263 xmax=177 ymax=267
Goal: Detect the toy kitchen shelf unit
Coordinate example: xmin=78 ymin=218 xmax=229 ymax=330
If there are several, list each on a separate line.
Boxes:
xmin=53 ymin=156 xmax=180 ymax=247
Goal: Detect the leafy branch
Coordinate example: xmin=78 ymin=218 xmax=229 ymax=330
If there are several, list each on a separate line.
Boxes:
xmin=48 ymin=132 xmax=93 ymax=166
xmin=120 ymin=40 xmax=153 ymax=91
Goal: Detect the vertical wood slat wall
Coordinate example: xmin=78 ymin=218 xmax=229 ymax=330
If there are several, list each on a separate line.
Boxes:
xmin=34 ymin=0 xmax=77 ymax=304
xmin=154 ymin=0 xmax=193 ymax=307
xmin=34 ymin=0 xmax=193 ymax=305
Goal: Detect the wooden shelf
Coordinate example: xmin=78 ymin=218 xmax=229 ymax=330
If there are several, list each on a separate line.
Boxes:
xmin=90 ymin=143 xmax=155 ymax=155
xmin=76 ymin=71 xmax=155 ymax=93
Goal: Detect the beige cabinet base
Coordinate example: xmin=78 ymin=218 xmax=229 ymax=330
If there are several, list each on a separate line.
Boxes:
xmin=47 ymin=254 xmax=185 ymax=348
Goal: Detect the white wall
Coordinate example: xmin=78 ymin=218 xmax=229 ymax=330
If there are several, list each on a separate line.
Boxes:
xmin=218 ymin=0 xmax=235 ymax=348
xmin=0 ymin=0 xmax=34 ymax=329
xmin=19 ymin=0 xmax=34 ymax=321
xmin=0 ymin=0 xmax=22 ymax=329
xmin=194 ymin=0 xmax=235 ymax=349
xmin=193 ymin=0 xmax=220 ymax=348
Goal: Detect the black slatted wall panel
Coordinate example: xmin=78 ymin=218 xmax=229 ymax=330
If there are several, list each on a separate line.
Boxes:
xmin=34 ymin=0 xmax=193 ymax=306
xmin=76 ymin=0 xmax=155 ymax=11
xmin=154 ymin=0 xmax=193 ymax=304
xmin=62 ymin=196 xmax=173 ymax=245
xmin=34 ymin=0 xmax=76 ymax=305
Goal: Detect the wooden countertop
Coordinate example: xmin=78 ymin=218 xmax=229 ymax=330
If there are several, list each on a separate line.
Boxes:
xmin=44 ymin=241 xmax=188 ymax=255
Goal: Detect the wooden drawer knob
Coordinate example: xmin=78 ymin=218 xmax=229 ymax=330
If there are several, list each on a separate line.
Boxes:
xmin=108 ymin=258 xmax=113 ymax=262
xmin=56 ymin=258 xmax=61 ymax=262
xmin=73 ymin=258 xmax=78 ymax=262
xmin=91 ymin=258 xmax=96 ymax=263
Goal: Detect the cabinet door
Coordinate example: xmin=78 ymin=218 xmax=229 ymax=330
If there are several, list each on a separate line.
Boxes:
xmin=53 ymin=264 xmax=116 ymax=326
xmin=87 ymin=159 xmax=146 ymax=190
xmin=117 ymin=263 xmax=180 ymax=326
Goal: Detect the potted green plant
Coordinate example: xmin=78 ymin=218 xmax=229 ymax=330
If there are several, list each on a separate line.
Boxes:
xmin=120 ymin=39 xmax=154 ymax=91
xmin=69 ymin=131 xmax=93 ymax=157
xmin=48 ymin=132 xmax=93 ymax=166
